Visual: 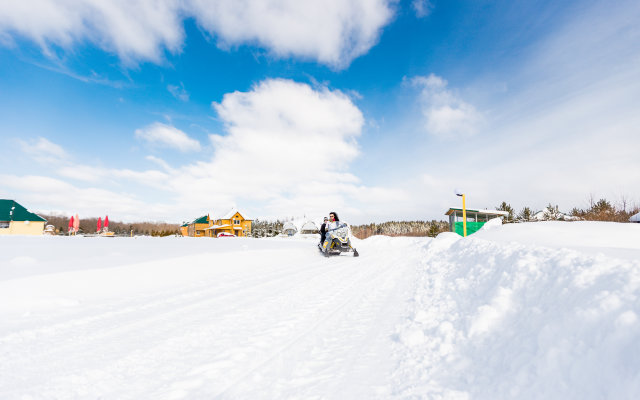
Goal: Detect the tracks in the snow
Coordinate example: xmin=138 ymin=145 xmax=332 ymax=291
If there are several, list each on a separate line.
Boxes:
xmin=0 ymin=239 xmax=421 ymax=400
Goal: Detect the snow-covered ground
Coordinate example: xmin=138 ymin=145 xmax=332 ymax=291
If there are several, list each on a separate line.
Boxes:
xmin=1 ymin=221 xmax=639 ymax=399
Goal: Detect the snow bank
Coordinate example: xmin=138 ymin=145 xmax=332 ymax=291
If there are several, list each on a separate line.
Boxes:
xmin=395 ymin=222 xmax=640 ymax=399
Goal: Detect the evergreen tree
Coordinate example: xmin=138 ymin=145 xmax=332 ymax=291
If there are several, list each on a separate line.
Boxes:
xmin=427 ymin=223 xmax=440 ymax=237
xmin=543 ymin=204 xmax=561 ymax=220
xmin=570 ymin=207 xmax=584 ymax=217
xmin=518 ymin=207 xmax=532 ymax=221
xmin=496 ymin=201 xmax=514 ymax=222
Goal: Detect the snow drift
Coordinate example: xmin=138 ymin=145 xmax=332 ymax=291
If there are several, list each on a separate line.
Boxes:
xmin=394 ymin=221 xmax=640 ymax=399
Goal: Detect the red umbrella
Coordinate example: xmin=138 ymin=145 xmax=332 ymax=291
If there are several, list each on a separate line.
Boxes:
xmin=68 ymin=216 xmax=74 ymax=234
xmin=104 ymin=215 xmax=109 ymax=230
xmin=97 ymin=217 xmax=102 ymax=233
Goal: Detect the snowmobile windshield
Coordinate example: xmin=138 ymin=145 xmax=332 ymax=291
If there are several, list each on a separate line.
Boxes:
xmin=334 ymin=226 xmax=349 ymax=238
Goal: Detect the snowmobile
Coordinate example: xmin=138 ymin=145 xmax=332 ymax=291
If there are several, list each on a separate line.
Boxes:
xmin=318 ymin=222 xmax=359 ymax=257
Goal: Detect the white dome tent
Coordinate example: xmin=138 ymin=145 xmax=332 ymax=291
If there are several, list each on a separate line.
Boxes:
xmin=282 ymin=222 xmax=298 ymax=236
xmin=300 ymin=221 xmax=319 ymax=234
xmin=630 ymin=212 xmax=640 ymax=223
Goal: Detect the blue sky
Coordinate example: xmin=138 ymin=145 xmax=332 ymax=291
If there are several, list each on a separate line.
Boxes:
xmin=1 ymin=0 xmax=639 ymax=224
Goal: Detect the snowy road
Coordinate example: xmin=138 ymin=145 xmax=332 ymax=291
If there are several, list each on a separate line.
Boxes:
xmin=0 ymin=236 xmax=421 ymax=399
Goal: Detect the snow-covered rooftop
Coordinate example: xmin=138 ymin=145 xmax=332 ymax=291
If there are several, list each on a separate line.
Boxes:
xmin=445 ymin=208 xmax=509 ymax=216
xmin=204 ymin=224 xmax=231 ymax=230
xmin=219 ymin=208 xmax=251 ymax=220
xmin=282 ymin=222 xmax=298 ymax=231
xmin=220 ymin=209 xmax=238 ymax=219
xmin=300 ymin=221 xmax=318 ymax=231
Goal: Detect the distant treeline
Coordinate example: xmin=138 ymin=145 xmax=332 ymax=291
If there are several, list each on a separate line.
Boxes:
xmin=39 ymin=196 xmax=638 ymax=238
xmin=496 ymin=197 xmax=640 ymax=223
xmin=251 ymin=219 xmax=452 ymax=239
xmin=40 ymin=214 xmax=180 ymax=236
xmin=351 ymin=220 xmax=450 ymax=239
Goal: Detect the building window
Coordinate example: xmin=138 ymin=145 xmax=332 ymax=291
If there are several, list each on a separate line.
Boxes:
xmin=234 ymin=219 xmax=241 ymax=225
xmin=0 ymin=221 xmax=9 ymax=229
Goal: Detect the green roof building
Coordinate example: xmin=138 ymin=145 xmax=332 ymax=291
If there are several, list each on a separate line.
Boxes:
xmin=0 ymin=199 xmax=47 ymax=235
xmin=445 ymin=207 xmax=508 ymax=236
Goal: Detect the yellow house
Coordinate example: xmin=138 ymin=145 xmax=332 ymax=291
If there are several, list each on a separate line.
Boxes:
xmin=187 ymin=215 xmax=210 ymax=237
xmin=0 ymin=199 xmax=47 ymax=235
xmin=179 ymin=222 xmax=189 ymax=237
xmin=206 ymin=209 xmax=252 ymax=237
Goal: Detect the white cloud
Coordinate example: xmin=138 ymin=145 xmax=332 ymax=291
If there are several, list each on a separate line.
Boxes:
xmin=412 ymin=0 xmax=433 ymax=18
xmin=0 ymin=0 xmax=185 ymax=66
xmin=166 ymin=78 xmax=371 ymax=216
xmin=135 ymin=122 xmax=201 ymax=152
xmin=211 ymin=78 xmax=363 ymax=170
xmin=211 ymin=78 xmax=362 ymax=178
xmin=0 ymin=0 xmax=396 ymax=68
xmin=187 ymin=0 xmax=396 ymax=68
xmin=19 ymin=137 xmax=67 ymax=162
xmin=411 ymin=74 xmax=483 ymax=139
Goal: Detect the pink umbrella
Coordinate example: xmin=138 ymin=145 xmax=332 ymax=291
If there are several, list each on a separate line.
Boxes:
xmin=104 ymin=215 xmax=109 ymax=230
xmin=68 ymin=216 xmax=74 ymax=234
xmin=97 ymin=217 xmax=102 ymax=233
xmin=74 ymin=213 xmax=80 ymax=233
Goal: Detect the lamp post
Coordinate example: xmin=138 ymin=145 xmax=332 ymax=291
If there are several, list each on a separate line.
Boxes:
xmin=455 ymin=189 xmax=467 ymax=237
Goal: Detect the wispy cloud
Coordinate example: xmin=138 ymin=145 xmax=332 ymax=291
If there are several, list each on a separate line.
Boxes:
xmin=15 ymin=137 xmax=171 ymax=189
xmin=412 ymin=0 xmax=433 ymax=18
xmin=410 ymin=74 xmax=483 ymax=139
xmin=0 ymin=0 xmax=396 ymax=69
xmin=135 ymin=122 xmax=201 ymax=152
xmin=145 ymin=155 xmax=174 ymax=172
xmin=0 ymin=173 xmax=168 ymax=221
xmin=167 ymin=83 xmax=189 ymax=102
xmin=27 ymin=58 xmax=130 ymax=88
xmin=18 ymin=137 xmax=67 ymax=163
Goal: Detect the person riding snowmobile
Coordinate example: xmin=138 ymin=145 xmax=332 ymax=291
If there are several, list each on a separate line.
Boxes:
xmin=319 ymin=212 xmax=359 ymax=257
xmin=326 ymin=212 xmax=340 ymax=230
